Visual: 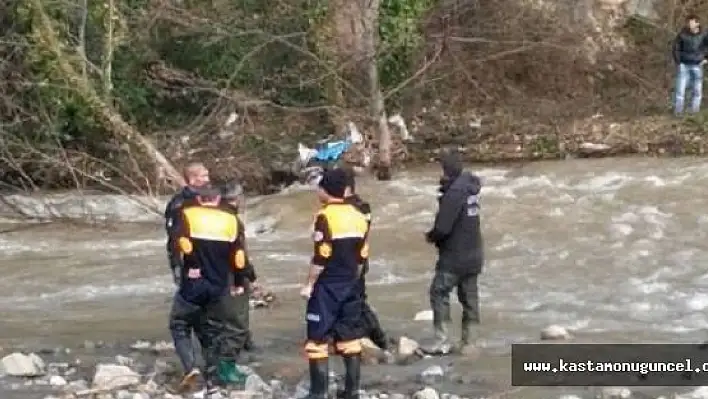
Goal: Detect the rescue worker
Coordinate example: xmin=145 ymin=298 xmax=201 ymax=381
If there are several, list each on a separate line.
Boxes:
xmin=301 ymin=168 xmax=369 ymax=399
xmin=168 ymin=185 xmax=255 ymax=397
xmin=163 ymin=162 xmax=210 ymax=390
xmin=343 ymin=169 xmax=392 ymax=353
xmin=425 ymin=149 xmax=483 ymax=354
xmin=218 ymin=182 xmax=260 ymax=358
xmin=165 ymin=162 xmax=210 ymax=284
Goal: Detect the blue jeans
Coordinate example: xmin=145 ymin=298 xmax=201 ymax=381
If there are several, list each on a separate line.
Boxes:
xmin=674 ymin=63 xmax=704 ymax=114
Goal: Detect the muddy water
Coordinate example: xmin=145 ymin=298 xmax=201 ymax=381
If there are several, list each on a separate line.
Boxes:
xmin=2 ymin=158 xmax=708 ymax=397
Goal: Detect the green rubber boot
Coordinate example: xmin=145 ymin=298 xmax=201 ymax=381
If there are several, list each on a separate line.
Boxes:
xmin=217 ymin=359 xmax=248 ymax=385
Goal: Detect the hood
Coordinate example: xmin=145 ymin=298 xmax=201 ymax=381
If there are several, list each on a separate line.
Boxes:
xmin=448 ymin=171 xmax=481 ymax=196
xmin=440 ymin=150 xmax=462 ymax=179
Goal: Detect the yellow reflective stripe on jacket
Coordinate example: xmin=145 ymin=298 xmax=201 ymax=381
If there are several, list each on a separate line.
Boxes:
xmin=183 ymin=206 xmax=238 ymax=242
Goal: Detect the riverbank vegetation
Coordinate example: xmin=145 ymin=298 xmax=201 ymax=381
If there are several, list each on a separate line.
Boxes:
xmin=0 ymin=0 xmax=704 ymax=194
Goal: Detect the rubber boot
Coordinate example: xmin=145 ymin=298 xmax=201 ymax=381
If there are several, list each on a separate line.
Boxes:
xmin=342 ymin=354 xmax=361 ymax=399
xmin=427 ymin=321 xmax=452 ymax=355
xmin=307 ymin=358 xmax=329 ymax=399
xmin=216 ymin=358 xmax=247 ymax=385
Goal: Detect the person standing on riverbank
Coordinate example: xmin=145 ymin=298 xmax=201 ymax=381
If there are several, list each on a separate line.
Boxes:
xmin=168 ymin=186 xmax=255 ymax=398
xmin=672 ymin=15 xmax=708 ymax=115
xmin=425 ymin=150 xmax=483 ymax=354
xmin=343 ymin=169 xmax=393 ymax=357
xmin=165 ymin=162 xmax=211 ymax=284
xmin=301 ymin=169 xmax=369 ymax=399
xmin=218 ymin=182 xmax=260 ymax=361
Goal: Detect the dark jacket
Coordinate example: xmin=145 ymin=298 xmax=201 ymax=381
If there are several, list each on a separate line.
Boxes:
xmin=426 ymin=172 xmax=483 ymax=275
xmin=171 ymin=198 xmax=255 ymax=305
xmin=345 ymin=194 xmax=372 ymax=275
xmin=673 ymin=29 xmax=708 ymax=65
xmin=164 ymin=186 xmax=198 ymax=275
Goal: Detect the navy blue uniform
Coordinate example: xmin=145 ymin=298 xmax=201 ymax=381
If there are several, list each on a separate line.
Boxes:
xmin=168 ymin=197 xmax=254 ymax=388
xmin=305 ymin=201 xmax=369 ymax=359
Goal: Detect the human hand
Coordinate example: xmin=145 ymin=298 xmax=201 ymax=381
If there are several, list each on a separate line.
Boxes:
xmin=300 ymin=284 xmax=313 ymax=299
xmin=230 ymin=286 xmax=245 ymax=296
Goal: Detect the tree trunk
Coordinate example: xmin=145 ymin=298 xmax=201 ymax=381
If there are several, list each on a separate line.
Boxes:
xmin=360 ymin=0 xmax=392 ymax=180
xmin=30 ymin=0 xmax=184 ymax=189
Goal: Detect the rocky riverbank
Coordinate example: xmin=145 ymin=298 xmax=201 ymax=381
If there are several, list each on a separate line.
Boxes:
xmin=2 ymin=325 xmax=708 ymax=399
xmin=0 ymin=335 xmax=488 ymax=399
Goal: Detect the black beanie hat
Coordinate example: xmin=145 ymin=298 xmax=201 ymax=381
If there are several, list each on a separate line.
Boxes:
xmin=440 ymin=149 xmax=462 ymax=179
xmin=319 ymin=168 xmax=348 ymax=198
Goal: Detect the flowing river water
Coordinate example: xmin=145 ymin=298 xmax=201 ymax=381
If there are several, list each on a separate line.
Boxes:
xmin=2 ymin=157 xmax=708 ymax=398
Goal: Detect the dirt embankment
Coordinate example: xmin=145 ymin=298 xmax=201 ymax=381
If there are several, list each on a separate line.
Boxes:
xmin=174 ymin=0 xmax=700 ymax=193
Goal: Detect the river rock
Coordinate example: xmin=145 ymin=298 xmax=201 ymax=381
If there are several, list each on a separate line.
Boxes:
xmin=130 ymin=340 xmax=152 ymax=351
xmin=397 ymin=336 xmax=420 ymax=359
xmin=67 ymin=378 xmax=89 ymax=391
xmin=360 ymin=337 xmax=388 ymax=365
xmin=48 ymin=375 xmax=67 ymax=386
xmin=601 ymin=387 xmax=631 ymax=398
xmin=250 ymin=287 xmax=276 ymax=309
xmin=47 ymin=362 xmax=70 ymax=375
xmin=419 ymin=365 xmax=445 ymax=385
xmin=245 ymin=372 xmax=272 ymax=394
xmin=540 ymin=325 xmax=571 ymax=340
xmin=414 ymin=310 xmax=434 ymax=321
xmin=115 ymin=355 xmax=134 ymax=367
xmin=116 ymin=391 xmax=133 ymax=399
xmin=0 ymin=352 xmax=45 ymax=376
xmin=152 ymin=340 xmax=175 ymax=352
xmin=413 ymin=387 xmax=440 ymax=399
xmin=92 ymin=363 xmax=140 ymax=390
xmin=558 ymin=395 xmax=582 ymax=399
xmin=457 ymin=344 xmax=479 ymax=358
xmin=389 ymin=394 xmax=406 ymax=399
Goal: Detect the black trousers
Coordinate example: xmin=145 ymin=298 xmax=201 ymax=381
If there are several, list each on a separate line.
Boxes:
xmin=359 ymin=276 xmax=388 ymax=349
xmin=169 ymin=293 xmax=245 ymax=384
xmin=429 ymin=270 xmax=480 ymax=326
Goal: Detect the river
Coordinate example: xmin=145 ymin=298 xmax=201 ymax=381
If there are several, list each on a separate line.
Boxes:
xmin=1 ymin=157 xmax=707 ymax=398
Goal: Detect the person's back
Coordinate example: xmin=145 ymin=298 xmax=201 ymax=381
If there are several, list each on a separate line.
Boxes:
xmin=174 ymin=198 xmax=241 ymax=304
xmin=302 ymin=169 xmax=369 ymax=399
xmin=168 ymin=187 xmax=254 ymax=397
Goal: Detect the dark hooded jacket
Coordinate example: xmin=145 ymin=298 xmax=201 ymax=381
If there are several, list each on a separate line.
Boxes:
xmin=673 ymin=28 xmax=708 ymax=65
xmin=426 ymin=171 xmax=484 ymax=275
xmin=164 ymin=186 xmax=199 ymax=275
